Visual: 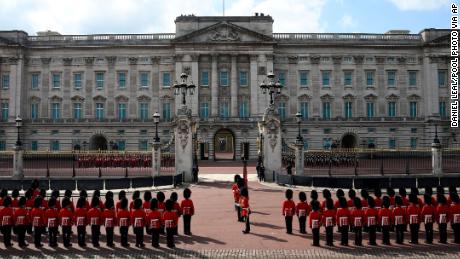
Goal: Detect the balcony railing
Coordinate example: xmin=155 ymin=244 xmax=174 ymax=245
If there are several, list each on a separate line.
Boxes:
xmin=27 ymin=33 xmax=176 ymax=43
xmin=272 ymin=33 xmax=422 ymax=42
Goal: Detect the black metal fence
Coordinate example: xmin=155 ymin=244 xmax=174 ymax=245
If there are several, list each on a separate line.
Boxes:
xmin=281 ymin=140 xmax=295 ymax=169
xmin=0 ymin=151 xmax=13 ymax=176
xmin=303 ymin=149 xmax=434 ymax=176
xmin=442 ymin=148 xmax=460 ymax=173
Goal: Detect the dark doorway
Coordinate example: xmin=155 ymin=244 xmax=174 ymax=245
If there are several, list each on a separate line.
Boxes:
xmin=341 ymin=134 xmax=357 ymax=149
xmin=214 ymin=129 xmax=235 ymax=160
xmin=89 ymin=134 xmax=108 ymax=151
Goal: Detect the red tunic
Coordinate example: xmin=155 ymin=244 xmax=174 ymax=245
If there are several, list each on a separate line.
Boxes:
xmin=11 ymin=198 xmax=19 ymax=209
xmin=406 ymin=204 xmax=421 ymax=224
xmin=162 ymin=211 xmax=178 ymax=229
xmin=173 ymin=202 xmax=182 ymax=217
xmin=40 ymin=199 xmax=49 ymax=211
xmin=87 ymin=208 xmax=102 ymax=225
xmin=25 ymin=198 xmax=34 ymax=212
xmin=296 ymin=201 xmax=310 ymax=218
xmin=130 ymin=209 xmax=146 ymax=228
xmin=13 ymin=207 xmax=28 ymax=225
xmin=117 ymin=209 xmax=131 ymax=227
xmin=436 ymin=204 xmax=450 ymax=224
xmin=101 ymin=209 xmax=116 ymax=228
xmin=347 ymin=199 xmax=355 ymax=210
xmin=374 ymin=197 xmax=382 ymax=209
xmin=393 ymin=206 xmax=406 ymax=225
xmin=0 ymin=207 xmax=14 ymax=226
xmin=378 ymin=207 xmax=392 ymax=226
xmin=364 ymin=208 xmax=378 ymax=226
xmin=180 ymin=199 xmax=195 ymax=216
xmin=142 ymin=201 xmax=151 ymax=214
xmin=389 ymin=196 xmax=396 ymax=208
xmin=322 ymin=209 xmax=336 ymax=227
xmin=361 ymin=198 xmax=369 ymax=210
xmin=309 ymin=211 xmax=321 ymax=228
xmin=45 ymin=208 xmax=59 ymax=228
xmin=401 ymin=197 xmax=410 ymax=209
xmin=336 ymin=208 xmax=351 ymax=227
xmin=282 ymin=200 xmax=296 ymax=217
xmin=75 ymin=208 xmax=87 ymax=226
xmin=334 ymin=200 xmax=340 ymax=210
xmin=239 ymin=197 xmax=250 ymax=217
xmin=147 ymin=210 xmax=162 ymax=229
xmin=59 ymin=208 xmax=74 ymax=226
xmin=351 ymin=208 xmax=364 ymax=227
xmin=30 ymin=208 xmax=45 ymax=227
xmin=232 ymin=184 xmax=240 ymax=203
xmin=157 ymin=202 xmax=165 ymax=214
xmin=450 ymin=203 xmax=460 ymax=224
xmin=421 ymin=204 xmax=435 ymax=224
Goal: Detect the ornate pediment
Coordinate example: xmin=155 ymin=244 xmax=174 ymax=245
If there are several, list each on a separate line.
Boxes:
xmin=407 ymin=94 xmax=421 ymax=101
xmin=49 ymin=95 xmax=62 ymax=101
xmin=364 ymin=93 xmax=377 ymax=100
xmin=385 ymin=93 xmax=399 ymax=100
xmin=137 ymin=95 xmax=151 ymax=101
xmin=93 ymin=95 xmax=106 ymax=101
xmin=71 ymin=95 xmax=85 ymax=101
xmin=298 ymin=94 xmax=312 ymax=101
xmin=115 ymin=95 xmax=129 ymax=102
xmin=173 ymin=21 xmax=273 ymax=44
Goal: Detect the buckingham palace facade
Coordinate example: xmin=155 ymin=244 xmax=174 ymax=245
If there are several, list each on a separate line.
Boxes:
xmin=0 ymin=14 xmax=456 ymax=159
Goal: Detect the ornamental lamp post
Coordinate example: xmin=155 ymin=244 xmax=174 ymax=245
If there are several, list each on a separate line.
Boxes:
xmin=15 ymin=115 xmax=22 ymax=147
xmin=259 ymin=72 xmax=283 ymax=105
xmin=295 ymin=112 xmax=303 ymax=143
xmin=153 ymin=112 xmax=160 ymax=143
xmin=173 ymin=73 xmax=196 ymax=106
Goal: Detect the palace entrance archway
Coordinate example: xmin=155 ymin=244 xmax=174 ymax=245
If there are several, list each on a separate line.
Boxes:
xmin=214 ymin=129 xmax=235 ymax=160
xmin=341 ymin=133 xmax=357 ymax=149
xmin=89 ymin=134 xmax=108 ymax=151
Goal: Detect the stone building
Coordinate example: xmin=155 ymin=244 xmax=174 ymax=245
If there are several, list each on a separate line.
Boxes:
xmin=0 ymin=14 xmax=456 ymax=160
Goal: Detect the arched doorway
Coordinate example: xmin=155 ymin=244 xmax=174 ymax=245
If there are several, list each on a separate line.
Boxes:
xmin=341 ymin=133 xmax=357 ymax=149
xmin=214 ymin=129 xmax=235 ymax=160
xmin=89 ymin=134 xmax=108 ymax=151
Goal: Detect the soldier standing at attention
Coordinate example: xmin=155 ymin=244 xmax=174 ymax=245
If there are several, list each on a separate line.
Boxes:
xmin=45 ymin=197 xmax=59 ymax=247
xmin=379 ymin=196 xmax=392 ymax=245
xmin=322 ymin=198 xmax=335 ymax=246
xmin=143 ymin=191 xmax=152 ymax=235
xmin=0 ymin=196 xmax=13 ymax=247
xmin=87 ymin=197 xmax=102 ymax=247
xmin=118 ymin=198 xmax=131 ymax=247
xmin=131 ymin=198 xmax=146 ymax=248
xmin=163 ymin=199 xmax=179 ymax=248
xmin=101 ymin=198 xmax=116 ymax=247
xmin=436 ymin=195 xmax=449 ymax=244
xmin=393 ymin=196 xmax=406 ymax=244
xmin=282 ymin=189 xmax=296 ymax=234
xmin=156 ymin=192 xmax=166 ymax=235
xmin=296 ymin=192 xmax=309 ymax=234
xmin=30 ymin=197 xmax=45 ymax=248
xmin=365 ymin=197 xmax=378 ymax=246
xmin=232 ymin=175 xmax=242 ymax=222
xmin=309 ymin=200 xmax=321 ymax=246
xmin=450 ymin=193 xmax=460 ymax=243
xmin=240 ymin=187 xmax=251 ymax=234
xmin=14 ymin=197 xmax=28 ymax=247
xmin=75 ymin=197 xmax=88 ymax=247
xmin=181 ymin=188 xmax=195 ymax=235
xmin=421 ymin=194 xmax=435 ymax=244
xmin=407 ymin=194 xmax=421 ymax=244
xmin=336 ymin=197 xmax=350 ymax=246
xmin=59 ymin=197 xmax=73 ymax=248
xmin=351 ymin=197 xmax=364 ymax=246
xmin=170 ymin=192 xmax=181 ymax=235
xmin=147 ymin=198 xmax=162 ymax=248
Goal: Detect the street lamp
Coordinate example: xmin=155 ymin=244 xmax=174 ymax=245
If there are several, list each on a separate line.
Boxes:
xmin=433 ymin=123 xmax=440 ymax=144
xmin=15 ymin=115 xmax=22 ymax=147
xmin=153 ymin=112 xmax=160 ymax=143
xmin=295 ymin=112 xmax=303 ymax=142
xmin=173 ymin=73 xmax=196 ymax=106
xmin=259 ymin=72 xmax=283 ymax=105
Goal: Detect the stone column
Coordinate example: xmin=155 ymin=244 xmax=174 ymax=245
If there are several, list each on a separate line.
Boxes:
xmin=190 ymin=54 xmax=200 ymax=117
xmin=62 ymin=58 xmax=72 ymax=118
xmin=231 ymin=55 xmax=238 ymax=117
xmin=152 ymin=141 xmax=161 ymax=177
xmin=211 ymin=54 xmax=218 ymax=116
xmin=432 ymin=138 xmax=442 ymax=176
xmin=84 ymin=57 xmax=94 ymax=117
xmin=295 ymin=140 xmax=304 ymax=175
xmin=250 ymin=55 xmax=259 ymax=116
xmin=174 ymin=106 xmax=194 ymax=182
xmin=13 ymin=145 xmax=24 ymax=180
xmin=260 ymin=105 xmax=282 ymax=182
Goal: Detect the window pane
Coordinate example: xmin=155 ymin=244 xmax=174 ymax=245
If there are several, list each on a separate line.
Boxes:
xmin=278 ymin=72 xmax=286 ymax=86
xmin=366 ymin=71 xmax=374 ymax=86
xmin=366 ymin=102 xmax=374 ymax=118
xmin=410 ymin=102 xmax=417 ymax=118
xmin=163 ymin=72 xmax=171 ymax=87
xmin=344 ymin=71 xmax=352 ymax=86
xmin=52 ymin=73 xmax=61 ymax=88
xmin=96 ymin=72 xmax=104 ymax=89
xmin=322 ymin=71 xmax=330 ymax=86
xmin=118 ymin=103 xmax=127 ymax=120
xmin=74 ymin=73 xmax=82 ymax=89
xmin=322 ymin=102 xmax=331 ymax=119
xmin=387 ymin=71 xmax=396 ymax=86
xmin=200 ymin=102 xmax=209 ymax=119
xmin=409 ymin=71 xmax=417 ymax=86
xmin=2 ymin=74 xmax=10 ymax=89
xmin=32 ymin=74 xmax=40 ymax=89
xmin=1 ymin=102 xmax=8 ymax=122
xmin=299 ymin=71 xmax=308 ymax=87
xmin=438 ymin=70 xmax=446 ymax=87
xmin=300 ymin=102 xmax=308 ymax=119
xmin=220 ymin=71 xmax=229 ymax=86
xmin=239 ymin=71 xmax=248 ymax=86
xmin=163 ymin=102 xmax=171 ymax=121
xmin=201 ymin=71 xmax=209 ymax=86
xmin=139 ymin=103 xmax=149 ymax=120
xmin=140 ymin=72 xmax=149 ymax=87
xmin=31 ymin=103 xmax=39 ymax=119
xmin=118 ymin=72 xmax=126 ymax=88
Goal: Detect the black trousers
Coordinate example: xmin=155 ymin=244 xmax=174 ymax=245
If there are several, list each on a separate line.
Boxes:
xmin=425 ymin=223 xmax=433 ymax=243
xmin=409 ymin=224 xmax=419 ymax=244
xmin=243 ymin=215 xmax=250 ymax=233
xmin=120 ymin=226 xmax=129 ymax=246
xmin=312 ymin=228 xmax=320 ymax=246
xmin=48 ymin=227 xmax=58 ymax=246
xmin=325 ymin=226 xmax=333 ymax=246
xmin=151 ymin=228 xmax=160 ymax=247
xmin=285 ymin=216 xmax=293 ymax=234
xmin=77 ymin=226 xmax=86 ymax=246
xmin=62 ymin=226 xmax=72 ymax=247
xmin=27 ymin=224 xmax=33 ymax=235
xmin=453 ymin=223 xmax=460 ymax=243
xmin=298 ymin=216 xmax=306 ymax=233
xmin=382 ymin=226 xmax=390 ymax=245
xmin=339 ymin=226 xmax=348 ymax=245
xmin=368 ymin=225 xmax=377 ymax=245
xmin=1 ymin=225 xmax=12 ymax=246
xmin=16 ymin=225 xmax=27 ymax=246
xmin=183 ymin=215 xmax=192 ymax=235
xmin=354 ymin=226 xmax=362 ymax=246
xmin=235 ymin=205 xmax=242 ymax=222
xmin=134 ymin=227 xmax=144 ymax=245
xmin=395 ymin=224 xmax=405 ymax=244
xmin=439 ymin=223 xmax=447 ymax=243
xmin=106 ymin=227 xmax=114 ymax=246
xmin=166 ymin=227 xmax=175 ymax=248
xmin=91 ymin=225 xmax=100 ymax=246
xmin=34 ymin=226 xmax=44 ymax=246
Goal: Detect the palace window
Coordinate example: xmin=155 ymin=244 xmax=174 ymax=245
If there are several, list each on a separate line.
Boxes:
xmin=50 ymin=140 xmax=60 ymax=151
xmin=388 ymin=138 xmax=396 ymax=149
xmin=95 ymin=72 xmax=105 ymax=89
xmin=239 ymin=71 xmax=248 ymax=87
xmin=51 ymin=102 xmax=61 ymax=120
xmin=219 ymin=71 xmax=229 ymax=86
xmin=31 ymin=141 xmax=38 ymax=151
xmin=344 ymin=71 xmax=353 ymax=86
xmin=300 ymin=102 xmax=309 ymax=119
xmin=1 ymin=102 xmax=8 ymax=122
xmin=200 ymin=71 xmax=209 ymax=87
xmin=322 ymin=102 xmax=331 ymax=119
xmin=118 ymin=103 xmax=127 ymax=120
xmin=139 ymin=140 xmax=148 ymax=151
xmin=277 ymin=71 xmax=286 ymax=86
xmin=388 ymin=102 xmax=396 ymax=117
xmin=278 ymin=101 xmax=286 ymax=120
xmin=200 ymin=102 xmax=209 ymax=119
xmin=409 ymin=102 xmax=417 ymax=118
xmin=366 ymin=102 xmax=375 ymax=118
xmin=118 ymin=72 xmax=127 ymax=88
xmin=219 ymin=101 xmax=230 ymax=118
xmin=162 ymin=102 xmax=172 ymax=122
xmin=440 ymin=101 xmax=447 ymax=118
xmin=95 ymin=103 xmax=104 ymax=120
xmin=387 ymin=70 xmax=396 ymax=87
xmin=321 ymin=71 xmax=330 ymax=87
xmin=31 ymin=73 xmax=40 ymax=89
xmin=366 ymin=71 xmax=374 ymax=86
xmin=408 ymin=71 xmax=417 ymax=86
xmin=52 ymin=73 xmax=61 ymax=89
xmin=438 ymin=70 xmax=447 ymax=87
xmin=31 ymin=103 xmax=39 ymax=120
xmin=73 ymin=103 xmax=82 ymax=120
xmin=344 ymin=101 xmax=352 ymax=119
xmin=139 ymin=71 xmax=149 ymax=87
xmin=239 ymin=99 xmax=249 ymax=118
xmin=139 ymin=103 xmax=149 ymax=120
xmin=410 ymin=138 xmax=417 ymax=149
xmin=1 ymin=73 xmax=9 ymax=89
xmin=299 ymin=71 xmax=309 ymax=87
xmin=73 ymin=73 xmax=82 ymax=89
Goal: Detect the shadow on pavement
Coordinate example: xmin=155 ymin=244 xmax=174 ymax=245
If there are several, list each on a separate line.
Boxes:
xmin=251 ymin=222 xmax=283 ymax=230
xmin=247 ymin=232 xmax=288 ymax=242
xmin=177 ymin=234 xmax=226 ymax=245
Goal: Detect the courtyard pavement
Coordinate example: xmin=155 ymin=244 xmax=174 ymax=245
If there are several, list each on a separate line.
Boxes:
xmin=1 ymin=161 xmax=460 ymax=258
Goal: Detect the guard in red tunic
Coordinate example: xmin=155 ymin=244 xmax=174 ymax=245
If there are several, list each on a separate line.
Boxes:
xmin=0 ymin=188 xmax=7 ymax=209
xmin=39 ymin=189 xmax=49 ymax=211
xmin=436 ymin=195 xmax=449 ymax=244
xmin=93 ymin=190 xmax=105 ymax=211
xmin=87 ymin=197 xmax=102 ymax=247
xmin=130 ymin=191 xmax=140 ymax=212
xmin=347 ymin=189 xmax=357 ymax=210
xmin=156 ymin=192 xmax=166 ymax=235
xmin=116 ymin=190 xmax=126 ymax=215
xmin=118 ymin=198 xmax=131 ymax=247
xmin=309 ymin=200 xmax=321 ymax=246
xmin=393 ymin=196 xmax=406 ymax=244
xmin=102 ymin=198 xmax=116 ymax=247
xmin=365 ymin=197 xmax=378 ymax=246
xmin=147 ymin=198 xmax=162 ymax=247
xmin=14 ymin=197 xmax=29 ymax=247
xmin=25 ymin=189 xmax=34 ymax=235
xmin=374 ymin=189 xmax=382 ymax=233
xmin=421 ymin=194 xmax=435 ymax=244
xmin=334 ymin=189 xmax=345 ymax=209
xmin=399 ymin=187 xmax=410 ymax=209
xmin=296 ymin=192 xmax=309 ymax=234
xmin=11 ymin=189 xmax=19 ymax=209
xmin=51 ymin=190 xmax=61 ymax=212
xmin=64 ymin=190 xmax=75 ymax=212
xmin=0 ymin=196 xmax=14 ymax=247
xmin=75 ymin=197 xmax=88 ymax=247
xmin=379 ymin=196 xmax=392 ymax=245
xmin=407 ymin=193 xmax=421 ymax=244
xmin=45 ymin=197 xmax=59 ymax=247
xmin=181 ymin=188 xmax=194 ymax=235
xmin=450 ymin=193 xmax=460 ymax=243
xmin=232 ymin=175 xmax=242 ymax=222
xmin=351 ymin=197 xmax=364 ymax=246
xmin=240 ymin=187 xmax=251 ymax=234
xmin=322 ymin=198 xmax=335 ymax=246
xmin=282 ymin=189 xmax=296 ymax=234
xmin=131 ymin=198 xmax=146 ymax=248
xmin=143 ymin=191 xmax=152 ymax=235
xmin=336 ymin=197 xmax=350 ymax=246
xmin=163 ymin=199 xmax=179 ymax=248
xmin=321 ymin=189 xmax=332 ymax=212
xmin=59 ymin=197 xmax=73 ymax=247
xmin=170 ymin=192 xmax=181 ymax=235
xmin=30 ymin=197 xmax=45 ymax=248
